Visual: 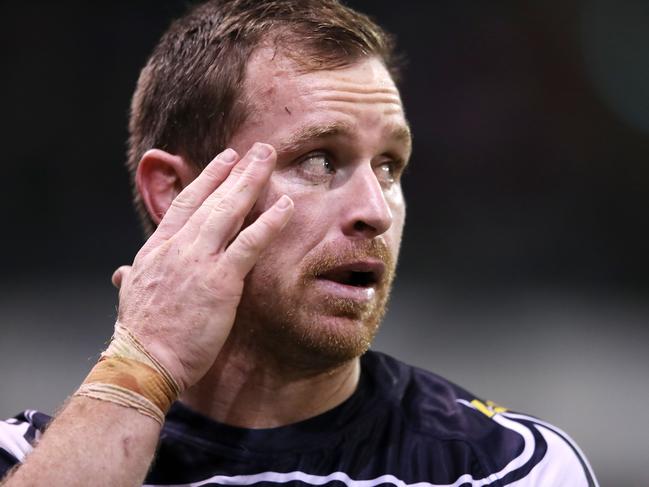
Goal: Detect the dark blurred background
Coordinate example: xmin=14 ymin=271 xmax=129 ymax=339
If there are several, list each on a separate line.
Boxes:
xmin=1 ymin=1 xmax=648 ymax=485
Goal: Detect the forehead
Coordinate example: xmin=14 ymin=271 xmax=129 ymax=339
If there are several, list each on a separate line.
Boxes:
xmin=245 ymin=46 xmax=397 ymax=92
xmin=237 ymin=47 xmax=410 ymax=152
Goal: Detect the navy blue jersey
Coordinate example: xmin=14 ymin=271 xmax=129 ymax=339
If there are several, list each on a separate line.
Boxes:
xmin=0 ymin=351 xmax=598 ymax=486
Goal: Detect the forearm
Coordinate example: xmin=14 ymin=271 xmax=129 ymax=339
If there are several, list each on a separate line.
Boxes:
xmin=2 ymin=396 xmax=160 ymax=487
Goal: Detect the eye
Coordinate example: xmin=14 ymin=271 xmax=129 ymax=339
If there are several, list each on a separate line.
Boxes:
xmin=375 ymin=160 xmax=400 ymax=186
xmin=296 ymin=152 xmax=335 ymax=182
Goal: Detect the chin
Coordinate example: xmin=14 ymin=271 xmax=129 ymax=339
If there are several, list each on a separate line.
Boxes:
xmin=270 ymin=311 xmax=383 ymax=370
xmin=305 ymin=306 xmax=383 ymax=350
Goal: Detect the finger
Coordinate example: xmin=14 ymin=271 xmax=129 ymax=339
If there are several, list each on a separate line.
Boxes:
xmin=111 ymin=265 xmax=132 ymax=289
xmin=190 ymin=143 xmax=277 ymax=248
xmin=223 ymin=194 xmax=294 ymax=276
xmin=148 ymin=148 xmax=240 ymax=246
xmin=192 ymin=143 xmax=270 ymax=211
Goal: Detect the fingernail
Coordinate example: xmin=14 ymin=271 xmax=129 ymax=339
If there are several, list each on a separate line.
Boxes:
xmin=251 ymin=143 xmax=272 ymax=160
xmin=221 ymin=148 xmax=237 ymax=163
xmin=277 ymin=194 xmax=292 ymax=209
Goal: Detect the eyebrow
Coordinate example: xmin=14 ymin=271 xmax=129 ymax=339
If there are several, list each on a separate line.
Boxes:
xmin=388 ymin=123 xmax=413 ymax=155
xmin=277 ymin=121 xmax=353 ymax=154
xmin=276 ymin=120 xmax=412 ymax=156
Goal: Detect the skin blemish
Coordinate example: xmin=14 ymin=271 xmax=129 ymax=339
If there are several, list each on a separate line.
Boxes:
xmin=122 ymin=436 xmax=131 ymax=459
xmin=284 ymin=106 xmax=292 ymax=115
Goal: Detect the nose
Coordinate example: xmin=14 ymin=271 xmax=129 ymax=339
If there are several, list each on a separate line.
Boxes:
xmin=340 ymin=165 xmax=393 ymax=239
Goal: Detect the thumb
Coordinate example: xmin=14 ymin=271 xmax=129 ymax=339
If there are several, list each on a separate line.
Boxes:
xmin=111 ymin=265 xmax=132 ymax=289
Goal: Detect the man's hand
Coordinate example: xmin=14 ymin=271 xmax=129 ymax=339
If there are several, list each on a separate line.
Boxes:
xmin=0 ymin=144 xmax=291 ymax=487
xmin=112 ymin=143 xmax=293 ymax=391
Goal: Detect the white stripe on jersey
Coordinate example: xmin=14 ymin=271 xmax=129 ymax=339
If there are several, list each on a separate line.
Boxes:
xmin=507 ymin=424 xmax=588 ymax=487
xmin=144 ymin=402 xmax=539 ymax=487
xmin=0 ymin=418 xmax=34 ymax=462
xmin=502 ymin=412 xmax=599 ymax=487
xmin=145 ymin=470 xmax=484 ymax=487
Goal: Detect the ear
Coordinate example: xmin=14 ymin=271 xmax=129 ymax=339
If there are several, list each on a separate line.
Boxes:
xmin=136 ymin=149 xmax=198 ymax=225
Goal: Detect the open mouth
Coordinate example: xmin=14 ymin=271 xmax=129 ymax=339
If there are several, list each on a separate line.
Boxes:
xmin=316 ymin=262 xmax=385 ymax=288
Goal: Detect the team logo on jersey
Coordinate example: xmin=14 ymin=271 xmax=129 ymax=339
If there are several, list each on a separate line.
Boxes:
xmin=470 ymin=399 xmax=508 ymax=418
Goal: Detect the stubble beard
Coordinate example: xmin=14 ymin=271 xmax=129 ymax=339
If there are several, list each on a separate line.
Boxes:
xmin=234 ymin=240 xmax=396 ymax=371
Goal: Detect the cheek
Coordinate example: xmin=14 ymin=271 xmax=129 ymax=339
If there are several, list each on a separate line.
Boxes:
xmin=269 ymin=174 xmax=331 ymax=227
xmin=252 ymin=177 xmax=330 ymax=261
xmin=391 ymin=196 xmax=406 ymax=232
xmin=387 ymin=192 xmax=406 ymax=251
xmin=281 ymin=193 xmax=330 ymax=247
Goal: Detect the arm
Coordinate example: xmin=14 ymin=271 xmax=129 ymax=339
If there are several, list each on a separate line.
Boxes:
xmin=2 ymin=399 xmax=160 ymax=486
xmin=1 ymin=143 xmax=293 ymax=487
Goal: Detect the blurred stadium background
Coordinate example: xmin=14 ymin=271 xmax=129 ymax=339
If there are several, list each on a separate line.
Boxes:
xmin=1 ymin=1 xmax=648 ymax=485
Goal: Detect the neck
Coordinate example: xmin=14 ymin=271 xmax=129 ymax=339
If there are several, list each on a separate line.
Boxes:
xmin=179 ymin=327 xmax=361 ymax=429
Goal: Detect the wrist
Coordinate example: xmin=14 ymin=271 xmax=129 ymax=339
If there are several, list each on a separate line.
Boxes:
xmin=74 ymin=323 xmax=181 ymax=424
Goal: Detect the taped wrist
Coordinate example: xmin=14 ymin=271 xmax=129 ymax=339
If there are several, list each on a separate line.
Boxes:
xmin=75 ymin=323 xmax=180 ymax=425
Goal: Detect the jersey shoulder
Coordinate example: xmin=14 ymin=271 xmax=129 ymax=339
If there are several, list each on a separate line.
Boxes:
xmin=366 ymin=351 xmax=599 ymax=486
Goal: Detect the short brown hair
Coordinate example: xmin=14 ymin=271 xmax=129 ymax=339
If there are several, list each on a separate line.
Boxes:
xmin=127 ymin=0 xmax=400 ymax=235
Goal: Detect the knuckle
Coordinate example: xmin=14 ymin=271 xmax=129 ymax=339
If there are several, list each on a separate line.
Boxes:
xmin=155 ymin=239 xmax=175 ymax=258
xmin=233 ymin=173 xmax=257 ymax=192
xmin=202 ymin=163 xmax=224 ymax=180
xmin=236 ymin=229 xmax=259 ymax=252
xmin=213 ymin=196 xmax=237 ymax=215
xmin=239 ymin=164 xmax=269 ymax=187
xmin=170 ymin=193 xmax=194 ymax=211
xmin=230 ymin=163 xmax=249 ymax=178
xmin=255 ymin=215 xmax=276 ymax=236
xmin=204 ymin=271 xmax=243 ymax=302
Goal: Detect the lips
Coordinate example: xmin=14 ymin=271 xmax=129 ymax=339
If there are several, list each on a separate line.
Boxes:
xmin=315 ymin=261 xmax=386 ymax=289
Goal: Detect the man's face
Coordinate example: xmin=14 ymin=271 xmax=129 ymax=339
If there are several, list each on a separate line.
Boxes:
xmin=228 ymin=48 xmax=411 ymax=368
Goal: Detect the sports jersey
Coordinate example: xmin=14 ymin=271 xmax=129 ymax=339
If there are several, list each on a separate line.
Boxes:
xmin=0 ymin=350 xmax=598 ymax=486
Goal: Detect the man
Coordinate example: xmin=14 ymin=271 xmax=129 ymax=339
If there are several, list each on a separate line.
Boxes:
xmin=0 ymin=1 xmax=598 ymax=486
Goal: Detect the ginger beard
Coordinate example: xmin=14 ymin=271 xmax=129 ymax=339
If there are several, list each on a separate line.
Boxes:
xmin=234 ymin=239 xmax=397 ymax=369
